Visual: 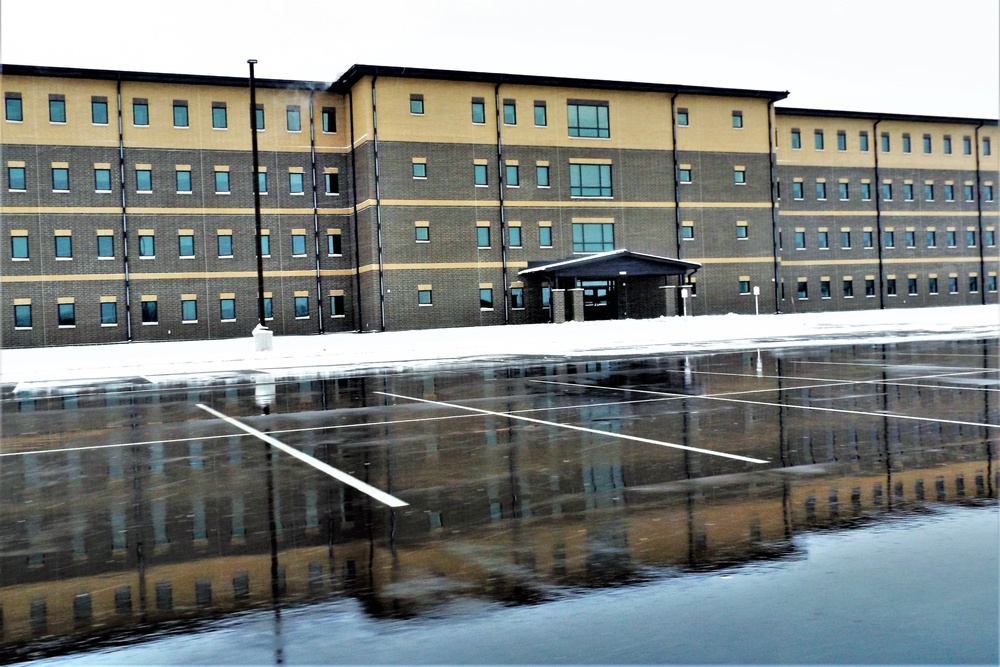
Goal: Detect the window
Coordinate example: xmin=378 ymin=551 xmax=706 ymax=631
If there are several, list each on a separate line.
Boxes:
xmin=814 ymin=130 xmax=824 ymax=150
xmin=842 ymin=279 xmax=854 ymax=298
xmin=859 ymin=131 xmax=869 ymax=152
xmin=963 ymin=136 xmax=972 ymax=155
xmin=818 ymin=230 xmax=829 ymax=249
xmin=570 ymin=163 xmax=612 ymax=197
xmin=101 ymin=301 xmax=117 ymax=325
xmin=220 ymin=298 xmax=236 ymax=321
xmin=52 ymin=167 xmax=69 ymax=191
xmin=471 ymin=99 xmax=485 ymax=124
xmin=946 ymin=230 xmax=957 ymax=247
xmin=479 ymin=288 xmax=494 ymax=309
xmin=949 ymin=276 xmax=959 ymax=293
xmin=985 ymin=185 xmax=994 ymax=201
xmin=415 ymin=225 xmax=429 ymax=242
xmin=904 ymin=183 xmax=914 ymax=201
xmin=881 ymin=132 xmax=890 ymax=152
xmin=679 ymin=167 xmax=692 ymax=184
xmin=286 ymin=105 xmax=301 ymax=132
xmin=984 ymin=137 xmax=992 ymax=156
xmin=882 ymin=183 xmax=893 ymax=201
xmin=288 ymin=171 xmax=305 ymax=194
xmin=133 ymin=100 xmax=148 ymax=126
xmin=534 ymin=102 xmax=547 ymax=126
xmin=412 ymin=161 xmax=427 ymax=179
xmin=169 ymin=168 xmax=190 ymax=194
xmin=474 ymin=164 xmax=488 ymax=186
xmin=327 ymin=233 xmax=342 ymax=255
xmin=887 ymin=278 xmax=897 ymax=296
xmin=791 ymin=129 xmax=801 ymax=149
xmin=92 ymin=97 xmax=108 ymax=124
xmin=181 ymin=299 xmax=197 ymax=323
xmin=510 ymin=287 xmax=525 ymax=309
xmin=136 ymin=168 xmax=152 ymax=192
xmin=923 ymin=134 xmax=932 ymax=154
xmin=865 ymin=278 xmax=876 ymax=297
xmin=740 ymin=279 xmax=752 ymax=295
xmin=989 ymin=275 xmax=998 ymax=293
xmin=179 ymin=234 xmax=194 ymax=257
xmin=254 ymin=104 xmax=265 ymax=130
xmin=884 ymin=230 xmax=895 ymax=248
xmin=260 ymin=234 xmax=270 ymax=256
xmin=49 ymin=95 xmax=66 ymax=123
xmin=572 ymin=222 xmax=614 ymax=252
xmin=217 ymin=234 xmax=233 ymax=257
xmin=5 ymin=93 xmax=22 ymax=121
xmin=820 ymin=280 xmax=831 ymax=298
xmin=263 ymin=297 xmax=273 ymax=319
xmin=902 ymin=133 xmax=911 ymax=153
xmin=212 ymin=103 xmax=227 ymax=129
xmin=138 ymin=234 xmax=155 ymax=258
xmin=509 ymin=226 xmax=522 ymax=247
xmin=539 ymin=225 xmax=552 ymax=247
xmin=837 ymin=131 xmax=846 ymax=151
xmin=736 ymin=223 xmax=748 ymax=239
xmin=257 ymin=171 xmax=268 ymax=194
xmin=418 ymin=288 xmax=432 ymax=305
xmin=943 ymin=136 xmax=952 ymax=154
xmin=681 ymin=224 xmax=694 ymax=240
xmin=505 ymin=164 xmax=519 ymax=187
xmin=322 ymin=107 xmax=336 ymax=133
xmin=291 ymin=233 xmax=307 ymax=256
xmin=87 ymin=167 xmax=110 ymax=192
xmin=944 ymin=184 xmax=954 ymax=201
xmin=568 ymin=102 xmax=609 ymax=138
xmin=536 ymin=164 xmax=550 ymax=187
xmin=987 ymin=230 xmax=996 ymax=246
xmin=324 ymin=172 xmax=339 ymax=195
xmin=55 ymin=302 xmax=76 ymax=326
xmin=815 ymin=181 xmax=827 ymax=200
xmin=542 ymin=285 xmax=551 ymax=308
xmin=969 ymin=275 xmax=979 ymax=293
xmin=55 ymin=234 xmax=72 ymax=258
xmin=294 ymin=296 xmax=309 ymax=318
xmin=329 ymin=294 xmax=345 ymax=317
xmin=173 ymin=101 xmax=188 ymax=128
xmin=838 ymin=182 xmax=849 ymax=200
xmin=792 ymin=182 xmax=803 ymax=199
xmin=410 ymin=94 xmax=424 ymax=115
xmin=8 ymin=166 xmax=25 ymax=190
xmin=863 ymin=230 xmax=873 ymax=248
xmin=907 ymin=278 xmax=918 ymax=295
xmin=98 ymin=234 xmax=114 ymax=258
xmin=677 ymin=108 xmax=689 ymax=126
xmin=11 ymin=235 xmax=28 ymax=259
xmin=861 ymin=182 xmax=872 ymax=200
xmin=928 ymin=277 xmax=939 ymax=294
xmin=14 ymin=304 xmax=32 ymax=328
xmin=906 ymin=230 xmax=916 ymax=247
xmin=733 ymin=167 xmax=746 ymax=185
xmin=924 ymin=183 xmax=934 ymax=201
xmin=477 ymin=225 xmax=490 ymax=248
xmin=732 ymin=111 xmax=743 ymax=128
xmin=794 ymin=231 xmax=806 ymax=249
xmin=503 ymin=100 xmax=516 ymax=125
xmin=215 ymin=171 xmax=230 ymax=194
xmin=841 ymin=230 xmax=851 ymax=249
xmin=964 ymin=184 xmax=975 ymax=201
xmin=141 ymin=300 xmax=158 ymax=324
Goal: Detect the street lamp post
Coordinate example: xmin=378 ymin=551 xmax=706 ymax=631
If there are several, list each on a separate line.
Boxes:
xmin=248 ymin=60 xmax=272 ymax=351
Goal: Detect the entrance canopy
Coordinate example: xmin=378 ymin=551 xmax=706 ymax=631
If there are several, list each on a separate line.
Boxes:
xmin=519 ymin=249 xmax=701 ymax=280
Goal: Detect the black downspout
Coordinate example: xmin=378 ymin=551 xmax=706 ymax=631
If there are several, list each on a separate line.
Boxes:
xmin=766 ymin=100 xmax=781 ymax=313
xmin=974 ymin=122 xmax=986 ymax=305
xmin=115 ymin=75 xmax=133 ymax=341
xmin=873 ymin=119 xmax=885 ymax=309
xmin=669 ymin=93 xmax=682 ymax=260
xmin=371 ymin=77 xmax=387 ymax=331
xmin=248 ymin=61 xmax=267 ymax=328
xmin=494 ymin=82 xmax=510 ymax=324
xmin=348 ymin=91 xmax=364 ymax=332
xmin=308 ymin=90 xmax=324 ymax=333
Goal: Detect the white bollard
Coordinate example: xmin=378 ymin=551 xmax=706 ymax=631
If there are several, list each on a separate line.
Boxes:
xmin=252 ymin=323 xmax=273 ymax=352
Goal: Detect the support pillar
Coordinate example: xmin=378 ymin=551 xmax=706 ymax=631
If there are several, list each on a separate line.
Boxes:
xmin=570 ymin=288 xmax=585 ymax=322
xmin=552 ymin=289 xmax=567 ymax=324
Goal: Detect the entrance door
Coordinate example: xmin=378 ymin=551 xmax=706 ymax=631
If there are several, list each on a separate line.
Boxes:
xmin=580 ymin=280 xmax=616 ymax=320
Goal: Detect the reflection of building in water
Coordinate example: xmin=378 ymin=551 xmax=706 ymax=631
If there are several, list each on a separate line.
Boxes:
xmin=0 ymin=349 xmax=996 ymax=656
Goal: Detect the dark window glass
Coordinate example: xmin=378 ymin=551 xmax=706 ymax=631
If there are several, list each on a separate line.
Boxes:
xmin=179 ymin=235 xmax=194 ymax=257
xmin=677 ymin=109 xmax=688 ymax=126
xmin=534 ymin=102 xmax=547 ymax=126
xmin=818 ymin=231 xmax=829 ymax=249
xmin=92 ymin=99 xmax=108 ymax=124
xmin=49 ymin=98 xmax=66 ymax=123
xmin=173 ymin=102 xmax=188 ymax=127
xmin=133 ymin=101 xmax=148 ymax=126
xmin=842 ymin=279 xmax=854 ymax=297
xmin=820 ymin=280 xmax=831 ymax=298
xmin=294 ymin=296 xmax=309 ymax=318
xmin=902 ymin=134 xmax=911 ymax=153
xmin=923 ymin=134 xmax=932 ymax=154
xmin=791 ymin=129 xmax=801 ymax=149
xmin=908 ymin=278 xmax=918 ymax=295
xmin=815 ymin=181 xmax=827 ymax=199
xmin=887 ymin=278 xmax=897 ymax=295
xmin=861 ymin=182 xmax=872 ymax=200
xmin=969 ymin=275 xmax=979 ymax=292
xmin=841 ymin=231 xmax=851 ymax=248
xmin=928 ymin=277 xmax=939 ymax=293
xmin=471 ymin=100 xmax=485 ymax=124
xmin=479 ymin=288 xmax=494 ymax=309
xmin=884 ymin=230 xmax=894 ymax=248
xmin=572 ymin=222 xmax=614 ymax=252
xmin=58 ymin=303 xmax=75 ymax=326
xmin=796 ymin=281 xmax=807 ymax=299
xmin=792 ymin=182 xmax=803 ymax=199
xmin=101 ymin=302 xmax=117 ymax=324
xmin=329 ymin=294 xmax=345 ymax=316
xmin=327 ymin=234 xmax=342 ymax=255
xmin=837 ymin=131 xmax=846 ymax=151
xmin=324 ymin=172 xmax=339 ymax=194
xmin=14 ymin=304 xmax=31 ymax=327
xmin=55 ymin=235 xmax=72 ymax=258
xmin=569 ymin=163 xmax=612 ymax=197
xmin=322 ymin=107 xmax=336 ymax=132
xmin=732 ymin=111 xmax=743 ymax=128
xmin=510 ymin=287 xmax=524 ymax=309
xmin=943 ymin=136 xmax=952 ymax=154
xmin=52 ymin=168 xmax=69 ymax=191
xmin=5 ymin=94 xmax=23 ymax=121
xmin=963 ymin=136 xmax=972 ymax=155
xmin=794 ymin=231 xmax=806 ymax=249
xmin=839 ymin=182 xmax=849 ymax=200
xmin=863 ymin=230 xmax=873 ymax=248
xmin=814 ymin=130 xmax=824 ymax=150
xmin=97 ymin=235 xmax=114 ymax=258
xmin=859 ymin=131 xmax=869 ymax=151
xmin=966 ymin=230 xmax=976 ymax=247
xmin=9 ymin=166 xmax=26 ymax=190
xmin=141 ymin=300 xmax=158 ymax=323
xmin=865 ymin=279 xmax=876 ymax=297
xmin=881 ymin=133 xmax=890 ymax=152
xmin=212 ymin=104 xmax=227 ymax=129
xmin=568 ymin=103 xmax=609 ymax=138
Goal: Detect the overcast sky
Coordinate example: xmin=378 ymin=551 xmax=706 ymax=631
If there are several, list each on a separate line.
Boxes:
xmin=1 ymin=0 xmax=997 ymax=119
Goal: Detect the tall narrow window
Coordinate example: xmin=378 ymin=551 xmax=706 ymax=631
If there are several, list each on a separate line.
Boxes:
xmin=732 ymin=111 xmax=743 ymax=128
xmin=212 ymin=102 xmax=227 ymax=129
xmin=49 ymin=95 xmax=66 ymax=123
xmin=790 ymin=129 xmax=801 ymax=149
xmin=859 ymin=131 xmax=869 ymax=152
xmin=881 ymin=132 xmax=890 ymax=152
xmin=536 ymin=164 xmax=550 ymax=187
xmin=471 ymin=98 xmax=485 ymax=124
xmin=505 ymin=164 xmax=519 ymax=187
xmin=321 ymin=107 xmax=336 ymax=133
xmin=133 ymin=99 xmax=149 ymax=126
xmin=92 ymin=97 xmax=108 ymax=124
xmin=176 ymin=169 xmax=192 ymax=193
xmin=477 ymin=225 xmax=490 ymax=248
xmin=943 ymin=135 xmax=952 ymax=154
xmin=136 ymin=168 xmax=152 ymax=193
xmin=254 ymin=104 xmax=265 ymax=130
xmin=215 ymin=170 xmax=230 ymax=194
xmin=837 ymin=130 xmax=846 ymax=151
xmin=286 ymin=105 xmax=301 ymax=132
xmin=173 ymin=101 xmax=188 ymax=128
xmin=923 ymin=134 xmax=932 ymax=154
xmin=534 ymin=101 xmax=547 ymax=126
xmin=474 ymin=164 xmax=488 ymax=186
xmin=503 ymin=100 xmax=516 ymax=125
xmin=5 ymin=93 xmax=23 ymax=121
xmin=902 ymin=133 xmax=912 ymax=153
xmin=324 ymin=172 xmax=339 ymax=195
xmin=814 ymin=130 xmax=824 ymax=150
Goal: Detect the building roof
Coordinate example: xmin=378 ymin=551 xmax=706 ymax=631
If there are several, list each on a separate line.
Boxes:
xmin=776 ymin=106 xmax=998 ymax=126
xmin=520 ymin=249 xmax=702 ymax=279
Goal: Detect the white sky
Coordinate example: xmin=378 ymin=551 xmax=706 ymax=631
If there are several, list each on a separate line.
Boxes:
xmin=1 ymin=0 xmax=998 ymax=119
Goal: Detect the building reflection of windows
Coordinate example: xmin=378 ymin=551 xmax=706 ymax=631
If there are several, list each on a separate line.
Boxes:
xmin=23 ymin=452 xmax=39 ymax=487
xmin=915 ymin=479 xmax=925 ymax=501
xmin=552 ymin=544 xmax=567 ymax=578
xmin=149 ymin=443 xmax=164 ymax=473
xmin=111 ymin=506 xmax=127 ymax=553
xmin=228 ymin=438 xmax=242 ymax=466
xmin=114 ymin=585 xmax=132 ymax=615
xmin=73 ymin=593 xmax=93 ymax=629
xmin=30 ymin=598 xmax=47 ymax=635
xmin=155 ymin=582 xmax=172 ymax=611
xmin=231 ymin=494 xmax=246 ymax=542
xmin=27 ymin=515 xmax=45 ymax=567
xmin=192 ymin=495 xmax=207 ymax=543
xmin=107 ymin=448 xmax=124 ymax=478
xmin=153 ymin=497 xmax=169 ymax=549
xmin=872 ymin=483 xmax=883 ymax=507
xmin=233 ymin=572 xmax=250 ymax=601
xmin=195 ymin=578 xmax=213 ymax=606
xmin=308 ymin=562 xmax=325 ymax=594
xmin=304 ymin=487 xmax=319 ymax=531
xmin=72 ymin=510 xmax=87 ymax=559
xmin=189 ymin=441 xmax=204 ymax=468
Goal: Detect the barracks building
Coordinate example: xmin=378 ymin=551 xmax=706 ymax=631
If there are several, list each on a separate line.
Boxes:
xmin=1 ymin=63 xmax=997 ymax=348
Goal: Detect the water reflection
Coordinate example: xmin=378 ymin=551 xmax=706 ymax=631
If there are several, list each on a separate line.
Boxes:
xmin=0 ymin=340 xmax=996 ymax=661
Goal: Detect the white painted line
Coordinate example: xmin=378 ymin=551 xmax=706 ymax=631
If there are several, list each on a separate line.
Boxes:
xmin=197 ymin=403 xmax=408 ymax=508
xmin=531 ymin=380 xmax=1000 ymax=431
xmin=374 ymin=391 xmax=770 ymax=465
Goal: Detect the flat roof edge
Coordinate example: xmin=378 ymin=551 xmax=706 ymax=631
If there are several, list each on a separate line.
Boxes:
xmin=0 ymin=64 xmax=332 ymax=91
xmin=776 ymin=105 xmax=998 ymax=126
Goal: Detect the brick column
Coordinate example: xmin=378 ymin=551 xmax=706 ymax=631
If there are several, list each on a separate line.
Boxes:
xmin=552 ymin=289 xmax=567 ymax=323
xmin=570 ymin=288 xmax=585 ymax=322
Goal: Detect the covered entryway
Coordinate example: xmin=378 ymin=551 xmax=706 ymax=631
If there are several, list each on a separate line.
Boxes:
xmin=519 ymin=249 xmax=701 ymax=323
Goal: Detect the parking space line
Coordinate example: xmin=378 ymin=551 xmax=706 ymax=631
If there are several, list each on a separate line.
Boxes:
xmin=531 ymin=380 xmax=999 ymax=430
xmin=374 ymin=391 xmax=770 ymax=464
xmin=197 ymin=404 xmax=408 ymax=508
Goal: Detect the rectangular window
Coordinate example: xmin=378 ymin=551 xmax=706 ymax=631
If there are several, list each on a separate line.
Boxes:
xmin=814 ymin=130 xmax=824 ymax=150
xmin=5 ymin=93 xmax=23 ymax=121
xmin=294 ymin=295 xmax=309 ymax=318
xmin=741 ymin=279 xmax=753 ymax=295
xmin=818 ymin=230 xmax=829 ymax=249
xmin=732 ymin=111 xmax=743 ymax=128
xmin=94 ymin=168 xmax=111 ymax=192
xmin=572 ymin=222 xmax=614 ymax=252
xmin=260 ymin=234 xmax=270 ymax=256
xmin=946 ymin=230 xmax=957 ymax=247
xmin=989 ymin=230 xmax=997 ymax=246
xmin=324 ymin=172 xmax=339 ymax=195
xmin=884 ymin=230 xmax=894 ymax=248
xmin=943 ymin=135 xmax=952 ymax=154
xmin=136 ymin=168 xmax=152 ymax=192
xmin=329 ymin=294 xmax=345 ymax=317
xmin=410 ymin=94 xmax=424 ymax=115
xmin=263 ymin=297 xmax=273 ymax=319
xmin=923 ymin=134 xmax=932 ymax=154
xmin=859 ymin=131 xmax=869 ymax=152
xmin=418 ymin=288 xmax=432 ymax=305
xmin=679 ymin=167 xmax=692 ymax=184
xmin=988 ymin=275 xmax=998 ymax=292
xmin=8 ymin=166 xmax=26 ymax=190
xmin=969 ymin=275 xmax=979 ymax=293
xmin=863 ymin=230 xmax=873 ymax=248
xmin=56 ymin=302 xmax=75 ymax=326
xmin=503 ymin=100 xmax=516 ymax=125
xmin=14 ymin=303 xmax=31 ymax=328
xmin=887 ymin=278 xmax=897 ymax=296
xmin=322 ymin=107 xmax=336 ymax=133
xmin=327 ymin=233 xmax=342 ymax=255
xmin=471 ymin=99 xmax=485 ymax=124
xmin=286 ymin=105 xmax=301 ymax=132
xmin=505 ymin=164 xmax=519 ymax=187
xmin=176 ymin=169 xmax=192 ymax=193
xmin=510 ymin=287 xmax=525 ymax=309
xmin=949 ymin=276 xmax=959 ymax=293
xmin=928 ymin=277 xmax=939 ymax=294
xmin=412 ymin=162 xmax=427 ymax=179
xmin=881 ymin=132 xmax=890 ymax=153
xmin=536 ymin=164 xmax=550 ymax=187
xmin=861 ymin=182 xmax=871 ymax=200
xmin=11 ymin=235 xmax=28 ymax=259
xmin=984 ymin=137 xmax=991 ymax=155
xmin=291 ymin=233 xmax=307 ymax=256
xmin=963 ymin=136 xmax=972 ymax=155
xmin=49 ymin=95 xmax=66 ymax=123
xmin=217 ymin=234 xmax=233 ymax=257
xmin=212 ymin=103 xmax=227 ymax=129
xmin=837 ymin=130 xmax=846 ymax=151
xmin=474 ymin=164 xmax=488 ymax=186
xmin=570 ymin=163 xmax=612 ymax=197
xmin=842 ymin=279 xmax=854 ymax=298
xmin=882 ymin=183 xmax=893 ymax=201
xmin=964 ymin=184 xmax=975 ymax=201
xmin=141 ymin=300 xmax=158 ymax=323
xmin=55 ymin=234 xmax=72 ymax=258
xmin=906 ymin=230 xmax=916 ymax=247
xmin=865 ymin=278 xmax=876 ymax=297
xmin=568 ymin=102 xmax=609 ymax=138
xmin=92 ymin=97 xmax=108 ymax=124
xmin=902 ymin=133 xmax=911 ymax=153
xmin=179 ymin=234 xmax=194 ymax=257
xmin=908 ymin=278 xmax=918 ymax=295
xmin=509 ymin=226 xmax=522 ymax=247
xmin=257 ymin=171 xmax=268 ymax=194
xmin=944 ymin=184 xmax=954 ymax=201
xmin=539 ymin=225 xmax=552 ymax=247
xmin=904 ymin=183 xmax=914 ymax=201
xmin=289 ymin=172 xmax=304 ymax=194
xmin=534 ymin=102 xmax=547 ymax=127
xmin=790 ymin=129 xmax=801 ymax=149
xmin=677 ymin=108 xmax=688 ymax=126
xmin=101 ymin=301 xmax=117 ymax=325
xmin=815 ymin=181 xmax=827 ymax=200
xmin=792 ymin=182 xmax=803 ymax=199
xmin=477 ymin=225 xmax=491 ymax=248
xmin=220 ymin=298 xmax=236 ymax=321
xmin=479 ymin=288 xmax=494 ymax=310
xmin=736 ymin=223 xmax=748 ymax=239
xmin=984 ymin=185 xmax=994 ymax=201
xmin=820 ymin=280 xmax=831 ymax=299
xmin=733 ymin=167 xmax=746 ymax=184
xmin=841 ymin=230 xmax=851 ymax=249
xmin=97 ymin=234 xmax=114 ymax=258
xmin=173 ymin=101 xmax=188 ymax=128
xmin=181 ymin=299 xmax=197 ymax=323
xmin=133 ymin=100 xmax=148 ymax=126
xmin=924 ymin=183 xmax=934 ymax=201
xmin=415 ymin=225 xmax=429 ymax=242
xmin=52 ymin=167 xmax=69 ymax=191
xmin=254 ymin=104 xmax=265 ymax=130
xmin=215 ymin=171 xmax=230 ymax=194
xmin=838 ymin=182 xmax=849 ymax=200
xmin=542 ymin=285 xmax=551 ymax=308
xmin=794 ymin=231 xmax=806 ymax=249
xmin=138 ymin=234 xmax=155 ymax=257
xmin=681 ymin=225 xmax=694 ymax=240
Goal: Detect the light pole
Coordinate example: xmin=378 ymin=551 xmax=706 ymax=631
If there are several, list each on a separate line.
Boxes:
xmin=248 ymin=60 xmax=272 ymax=350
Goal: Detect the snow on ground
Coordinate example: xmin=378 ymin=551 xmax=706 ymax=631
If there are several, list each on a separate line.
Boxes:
xmin=1 ymin=305 xmax=997 ymax=388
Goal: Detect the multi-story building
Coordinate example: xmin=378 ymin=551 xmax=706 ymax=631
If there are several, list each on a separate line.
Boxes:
xmin=2 ymin=64 xmax=997 ymax=347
